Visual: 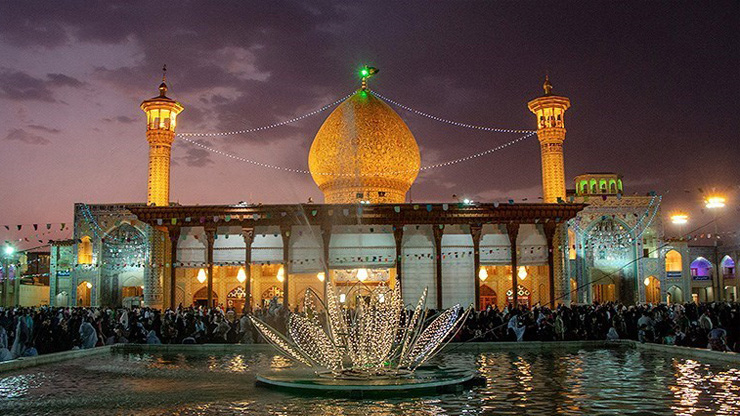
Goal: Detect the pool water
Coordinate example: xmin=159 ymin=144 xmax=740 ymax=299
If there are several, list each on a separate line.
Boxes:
xmin=0 ymin=347 xmax=738 ymax=415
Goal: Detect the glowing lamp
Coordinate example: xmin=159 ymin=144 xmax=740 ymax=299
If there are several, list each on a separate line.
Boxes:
xmin=85 ymin=282 xmax=92 ymax=289
xmin=140 ymin=285 xmax=144 ymax=290
xmin=339 ymin=293 xmax=346 ymax=303
xmin=478 ymin=267 xmax=488 ymax=281
xmin=197 ymin=268 xmax=207 ymax=284
xmin=237 ymin=267 xmax=247 ymax=283
xmin=378 ymin=293 xmax=385 ymax=303
xmin=705 ymin=195 xmax=726 ymax=209
xmin=517 ymin=266 xmax=528 ymax=280
xmin=670 ymin=213 xmax=689 ymax=225
xmin=3 ymin=245 xmax=14 ymax=256
xmin=317 ymin=272 xmax=326 ymax=282
xmin=356 ymin=268 xmax=368 ymax=282
xmin=360 ymin=68 xmax=369 ymax=77
xmin=643 ymin=277 xmax=651 ymax=286
xmin=277 ymin=266 xmax=285 ymax=283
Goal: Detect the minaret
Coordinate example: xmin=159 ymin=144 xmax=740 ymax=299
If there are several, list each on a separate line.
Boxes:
xmin=140 ymin=66 xmax=184 ymax=206
xmin=528 ymin=76 xmax=571 ymax=203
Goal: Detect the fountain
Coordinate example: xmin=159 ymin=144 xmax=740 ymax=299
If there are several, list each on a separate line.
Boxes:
xmin=249 ymin=280 xmax=482 ymax=396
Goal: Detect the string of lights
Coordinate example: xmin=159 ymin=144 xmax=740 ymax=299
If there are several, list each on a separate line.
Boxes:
xmin=177 ymin=93 xmax=354 ymax=138
xmin=368 ymin=90 xmax=536 ymax=134
xmin=180 ymin=131 xmax=536 ymax=175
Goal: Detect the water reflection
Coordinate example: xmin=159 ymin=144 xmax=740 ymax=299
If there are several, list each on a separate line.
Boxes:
xmin=0 ymin=349 xmax=737 ymax=415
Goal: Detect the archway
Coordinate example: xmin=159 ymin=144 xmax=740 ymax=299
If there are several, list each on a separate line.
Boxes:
xmin=227 ymin=286 xmax=247 ymax=315
xmin=101 ymin=223 xmax=148 ymax=307
xmin=55 ymin=291 xmax=69 ymax=307
xmin=665 ymin=250 xmax=682 ymax=275
xmin=261 ymin=285 xmax=284 ymax=308
xmin=721 ymin=256 xmax=735 ymax=279
xmin=644 ymin=275 xmax=661 ymax=304
xmin=479 ymin=284 xmax=496 ymax=309
xmin=690 ymin=257 xmax=713 ymax=281
xmin=193 ymin=286 xmax=218 ymax=308
xmin=78 ymin=236 xmax=93 ymax=264
xmin=77 ymin=281 xmax=92 ymax=306
xmin=506 ymin=284 xmax=531 ymax=307
xmin=666 ymin=285 xmax=683 ymax=304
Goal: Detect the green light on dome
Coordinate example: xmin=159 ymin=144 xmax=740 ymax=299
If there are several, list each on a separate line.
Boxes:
xmin=360 ymin=68 xmax=369 ymax=77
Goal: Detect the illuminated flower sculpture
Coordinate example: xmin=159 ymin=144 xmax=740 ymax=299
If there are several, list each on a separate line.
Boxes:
xmin=249 ymin=280 xmax=471 ymax=379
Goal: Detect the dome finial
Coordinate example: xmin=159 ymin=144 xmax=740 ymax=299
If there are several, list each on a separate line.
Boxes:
xmin=158 ymin=64 xmax=168 ymax=97
xmin=359 ymin=65 xmax=379 ymax=90
xmin=543 ymin=73 xmax=553 ymax=95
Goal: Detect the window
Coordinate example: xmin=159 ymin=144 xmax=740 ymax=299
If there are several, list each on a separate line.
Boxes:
xmin=721 ymin=256 xmax=735 ymax=279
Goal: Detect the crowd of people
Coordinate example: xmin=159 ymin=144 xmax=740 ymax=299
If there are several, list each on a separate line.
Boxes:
xmin=0 ymin=300 xmax=737 ymax=362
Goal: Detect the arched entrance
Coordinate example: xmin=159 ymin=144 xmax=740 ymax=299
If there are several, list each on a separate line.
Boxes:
xmin=55 ymin=291 xmax=69 ymax=307
xmin=77 ymin=281 xmax=92 ymax=306
xmin=506 ymin=285 xmax=531 ymax=307
xmin=644 ymin=275 xmax=660 ymax=304
xmin=667 ymin=285 xmax=683 ymax=304
xmin=261 ymin=285 xmax=284 ymax=308
xmin=101 ymin=223 xmax=148 ymax=307
xmin=227 ymin=286 xmax=247 ymax=315
xmin=193 ymin=286 xmax=218 ymax=308
xmin=479 ymin=284 xmax=496 ymax=309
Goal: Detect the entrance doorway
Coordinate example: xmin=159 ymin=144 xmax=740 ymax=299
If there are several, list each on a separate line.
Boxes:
xmin=666 ymin=285 xmax=683 ymax=304
xmin=261 ymin=285 xmax=284 ymax=308
xmin=479 ymin=284 xmax=497 ymax=309
xmin=227 ymin=286 xmax=247 ymax=314
xmin=644 ymin=275 xmax=661 ymax=304
xmin=77 ymin=281 xmax=92 ymax=306
xmin=193 ymin=286 xmax=218 ymax=308
xmin=506 ymin=284 xmax=531 ymax=307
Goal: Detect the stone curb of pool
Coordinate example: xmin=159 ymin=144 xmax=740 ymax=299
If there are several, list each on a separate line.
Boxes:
xmin=1 ymin=340 xmax=738 ymax=374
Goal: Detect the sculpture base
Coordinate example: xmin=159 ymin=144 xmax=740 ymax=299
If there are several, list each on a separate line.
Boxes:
xmin=256 ymin=367 xmax=484 ymax=398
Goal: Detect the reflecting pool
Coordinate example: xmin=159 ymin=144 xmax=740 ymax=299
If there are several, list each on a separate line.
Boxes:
xmin=0 ymin=348 xmax=738 ymax=415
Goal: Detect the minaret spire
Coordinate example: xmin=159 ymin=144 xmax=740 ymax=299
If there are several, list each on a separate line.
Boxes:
xmin=158 ymin=64 xmax=168 ymax=97
xmin=528 ymin=76 xmax=571 ymax=203
xmin=359 ymin=65 xmax=379 ymax=90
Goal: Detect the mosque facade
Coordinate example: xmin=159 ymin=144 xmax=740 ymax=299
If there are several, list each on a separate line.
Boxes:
xmin=44 ymin=73 xmax=726 ymax=312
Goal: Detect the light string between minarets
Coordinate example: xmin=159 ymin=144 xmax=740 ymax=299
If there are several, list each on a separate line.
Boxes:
xmin=175 ymin=89 xmax=536 ymax=174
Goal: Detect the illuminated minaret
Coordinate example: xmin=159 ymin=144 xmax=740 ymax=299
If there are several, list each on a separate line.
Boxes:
xmin=528 ymin=76 xmax=571 ymax=203
xmin=140 ymin=66 xmax=184 ymax=206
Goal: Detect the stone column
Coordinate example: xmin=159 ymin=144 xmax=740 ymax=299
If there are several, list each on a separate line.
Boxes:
xmin=168 ymin=226 xmax=181 ymax=310
xmin=242 ymin=227 xmax=254 ymax=312
xmin=433 ymin=225 xmax=444 ymax=309
xmin=470 ymin=225 xmax=482 ymax=310
xmin=281 ymin=225 xmax=291 ymax=310
xmin=146 ymin=226 xmax=166 ymax=310
xmin=507 ymin=223 xmax=520 ymax=306
xmin=393 ymin=225 xmax=404 ymax=294
xmin=204 ymin=226 xmax=216 ymax=308
xmin=544 ymin=221 xmax=557 ymax=309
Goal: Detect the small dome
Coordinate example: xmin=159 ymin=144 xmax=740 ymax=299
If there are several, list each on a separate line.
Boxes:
xmin=309 ymin=90 xmax=420 ymax=203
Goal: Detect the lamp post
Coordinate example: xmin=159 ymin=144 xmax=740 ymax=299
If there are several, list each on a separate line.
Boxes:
xmin=704 ymin=194 xmax=726 ymax=301
xmin=2 ymin=245 xmax=15 ymax=307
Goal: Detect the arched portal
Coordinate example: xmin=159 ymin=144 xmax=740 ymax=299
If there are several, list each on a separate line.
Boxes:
xmin=261 ymin=285 xmax=284 ymax=308
xmin=644 ymin=275 xmax=661 ymax=304
xmin=506 ymin=285 xmax=531 ymax=307
xmin=690 ymin=257 xmax=713 ymax=281
xmin=666 ymin=285 xmax=683 ymax=304
xmin=479 ymin=284 xmax=496 ymax=309
xmin=665 ymin=250 xmax=683 ymax=273
xmin=193 ymin=286 xmax=218 ymax=308
xmin=77 ymin=281 xmax=92 ymax=306
xmin=101 ymin=223 xmax=148 ymax=307
xmin=227 ymin=286 xmax=247 ymax=315
xmin=721 ymin=256 xmax=735 ymax=279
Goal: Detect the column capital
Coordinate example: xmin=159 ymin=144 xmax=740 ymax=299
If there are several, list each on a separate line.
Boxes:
xmin=543 ymin=221 xmax=557 ymax=243
xmin=393 ymin=224 xmax=404 ymax=246
xmin=470 ymin=224 xmax=482 ymax=245
xmin=241 ymin=227 xmax=254 ymax=246
xmin=506 ymin=222 xmax=520 ymax=243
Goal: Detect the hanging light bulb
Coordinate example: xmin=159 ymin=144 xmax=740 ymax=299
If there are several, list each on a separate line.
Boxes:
xmin=277 ymin=265 xmax=285 ymax=283
xmin=378 ymin=293 xmax=385 ymax=303
xmin=197 ymin=268 xmax=207 ymax=283
xmin=644 ymin=277 xmax=651 ymax=286
xmin=356 ymin=268 xmax=368 ymax=282
xmin=339 ymin=293 xmax=347 ymax=303
xmin=237 ymin=267 xmax=246 ymax=283
xmin=518 ymin=266 xmax=528 ymax=280
xmin=478 ymin=267 xmax=488 ymax=281
xmin=317 ymin=272 xmax=326 ymax=282
xmin=85 ymin=282 xmax=92 ymax=289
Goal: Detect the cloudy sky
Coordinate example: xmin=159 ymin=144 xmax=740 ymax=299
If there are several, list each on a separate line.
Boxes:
xmin=0 ymin=1 xmax=737 ymax=248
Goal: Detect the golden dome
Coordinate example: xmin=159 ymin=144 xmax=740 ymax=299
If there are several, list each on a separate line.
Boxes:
xmin=309 ymin=90 xmax=420 ymax=204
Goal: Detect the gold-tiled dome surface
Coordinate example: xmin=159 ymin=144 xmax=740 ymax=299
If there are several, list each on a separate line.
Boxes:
xmin=308 ymin=91 xmax=420 ymax=203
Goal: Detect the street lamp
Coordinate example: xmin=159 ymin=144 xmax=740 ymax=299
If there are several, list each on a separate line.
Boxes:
xmin=670 ymin=212 xmax=689 ymax=225
xmin=704 ymin=193 xmax=726 ymax=301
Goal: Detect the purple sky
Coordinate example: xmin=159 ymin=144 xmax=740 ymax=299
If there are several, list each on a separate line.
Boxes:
xmin=0 ymin=1 xmax=738 ymax=250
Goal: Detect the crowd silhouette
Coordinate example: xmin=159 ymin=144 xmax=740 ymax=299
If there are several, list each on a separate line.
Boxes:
xmin=1 ymin=300 xmax=737 ymax=362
